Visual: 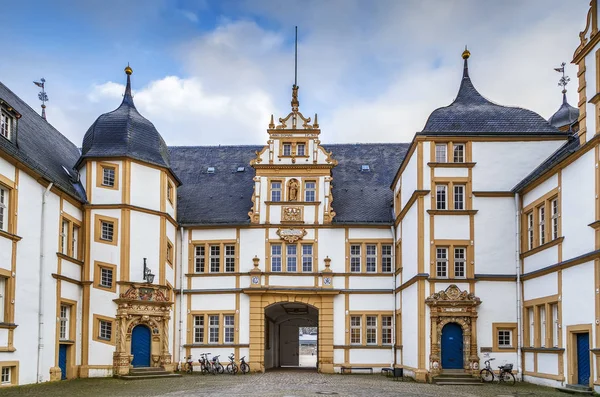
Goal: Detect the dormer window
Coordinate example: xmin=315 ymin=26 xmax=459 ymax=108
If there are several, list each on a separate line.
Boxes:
xmin=0 ymin=111 xmax=12 ymax=140
xmin=297 ymin=143 xmax=305 ymax=156
xmin=361 ymin=165 xmax=370 ymax=172
xmin=283 ymin=143 xmax=292 ymax=156
xmin=207 ymin=167 xmax=215 ymax=174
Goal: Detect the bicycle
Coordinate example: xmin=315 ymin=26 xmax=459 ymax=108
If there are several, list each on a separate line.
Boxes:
xmin=479 ymin=358 xmax=516 ymax=386
xmin=198 ymin=353 xmax=212 ymax=375
xmin=226 ymin=353 xmax=238 ymax=375
xmin=184 ymin=355 xmax=194 ymax=374
xmin=211 ymin=354 xmax=224 ymax=374
xmin=239 ymin=356 xmax=250 ymax=374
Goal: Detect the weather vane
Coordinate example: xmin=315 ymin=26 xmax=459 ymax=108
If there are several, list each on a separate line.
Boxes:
xmin=33 ymin=78 xmax=48 ymax=120
xmin=554 ymin=62 xmax=570 ymax=94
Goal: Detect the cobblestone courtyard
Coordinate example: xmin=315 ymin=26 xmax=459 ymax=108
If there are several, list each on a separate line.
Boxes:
xmin=0 ymin=371 xmax=579 ymax=397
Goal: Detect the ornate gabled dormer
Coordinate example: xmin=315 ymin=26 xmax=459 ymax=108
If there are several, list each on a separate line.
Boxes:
xmin=248 ymin=85 xmax=337 ymax=225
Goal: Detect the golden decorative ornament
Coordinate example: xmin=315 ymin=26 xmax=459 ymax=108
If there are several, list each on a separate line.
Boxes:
xmin=462 ymin=48 xmax=470 ymax=60
xmin=125 ymin=65 xmax=133 ymax=75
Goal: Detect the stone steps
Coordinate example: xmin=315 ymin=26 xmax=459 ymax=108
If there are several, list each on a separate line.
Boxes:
xmin=555 ymin=384 xmax=594 ymax=395
xmin=117 ymin=367 xmax=182 ymax=380
xmin=433 ymin=372 xmax=482 ymax=386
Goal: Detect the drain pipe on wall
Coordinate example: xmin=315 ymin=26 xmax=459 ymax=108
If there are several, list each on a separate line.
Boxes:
xmin=178 ymin=226 xmax=184 ymax=369
xmin=514 ymin=193 xmax=523 ymax=381
xmin=391 ymin=224 xmax=397 ymax=368
xmin=37 ymin=182 xmax=53 ymax=383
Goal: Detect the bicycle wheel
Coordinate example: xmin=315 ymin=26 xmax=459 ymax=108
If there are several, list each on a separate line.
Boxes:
xmin=201 ymin=363 xmax=209 ymax=375
xmin=187 ymin=363 xmax=193 ymax=374
xmin=240 ymin=362 xmax=249 ymax=374
xmin=226 ymin=363 xmax=238 ymax=374
xmin=479 ymin=368 xmax=494 ymax=383
xmin=502 ymin=372 xmax=515 ymax=386
xmin=217 ymin=363 xmax=224 ymax=374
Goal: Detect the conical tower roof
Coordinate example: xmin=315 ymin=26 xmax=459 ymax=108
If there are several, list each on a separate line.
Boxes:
xmin=548 ymin=92 xmax=579 ymax=130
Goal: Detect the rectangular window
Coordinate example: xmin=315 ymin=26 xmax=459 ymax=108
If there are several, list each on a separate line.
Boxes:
xmin=209 ymin=315 xmax=219 ymax=343
xmin=366 ymin=244 xmax=377 ymax=273
xmin=61 ymin=219 xmax=69 ymax=255
xmin=498 ymin=330 xmax=512 ymax=347
xmin=195 ymin=246 xmax=205 ymax=273
xmin=100 ymin=221 xmax=114 ymax=242
xmin=366 ymin=316 xmax=377 ymax=345
xmin=224 ymin=315 xmax=235 ymax=344
xmin=287 ymin=244 xmax=297 ymax=272
xmin=297 ymin=143 xmax=306 ymax=156
xmin=210 ymin=245 xmax=220 ymax=273
xmin=454 ymin=247 xmax=466 ymax=278
xmin=540 ymin=306 xmax=546 ymax=347
xmin=0 ymin=277 xmax=5 ymax=322
xmin=224 ymin=245 xmax=235 ymax=272
xmin=527 ymin=212 xmax=534 ymax=250
xmin=350 ymin=316 xmax=361 ymax=344
xmin=271 ymin=244 xmax=282 ymax=272
xmin=167 ymin=181 xmax=174 ymax=204
xmin=436 ymin=185 xmax=447 ymax=210
xmin=1 ymin=367 xmax=10 ymax=384
xmin=60 ymin=305 xmax=70 ymax=340
xmin=551 ymin=199 xmax=559 ymax=240
xmin=454 ymin=185 xmax=465 ymax=210
xmin=528 ymin=307 xmax=534 ymax=347
xmin=382 ymin=316 xmax=393 ymax=345
xmin=350 ymin=245 xmax=361 ymax=272
xmin=453 ymin=144 xmax=465 ymax=163
xmin=0 ymin=187 xmax=7 ymax=232
xmin=304 ymin=181 xmax=316 ymax=202
xmin=166 ymin=241 xmax=173 ymax=264
xmin=283 ymin=143 xmax=292 ymax=156
xmin=436 ymin=248 xmax=448 ymax=278
xmin=271 ymin=181 xmax=282 ymax=202
xmin=1 ymin=111 xmax=11 ymax=140
xmin=381 ymin=245 xmax=392 ymax=273
xmin=100 ymin=267 xmax=113 ymax=289
xmin=102 ymin=166 xmax=116 ymax=187
xmin=72 ymin=225 xmax=79 ymax=259
xmin=539 ymin=206 xmax=546 ymax=245
xmin=435 ymin=144 xmax=447 ymax=162
xmin=551 ymin=303 xmax=559 ymax=348
xmin=99 ymin=320 xmax=112 ymax=341
xmin=302 ymin=244 xmax=313 ymax=272
xmin=193 ymin=315 xmax=204 ymax=343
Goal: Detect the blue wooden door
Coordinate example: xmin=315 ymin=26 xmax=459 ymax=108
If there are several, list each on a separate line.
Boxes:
xmin=441 ymin=323 xmax=463 ymax=369
xmin=58 ymin=345 xmax=68 ymax=380
xmin=131 ymin=325 xmax=151 ymax=367
xmin=577 ymin=333 xmax=590 ymax=385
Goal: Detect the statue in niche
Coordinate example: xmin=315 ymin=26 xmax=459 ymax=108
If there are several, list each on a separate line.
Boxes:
xmin=288 ymin=179 xmax=299 ymax=201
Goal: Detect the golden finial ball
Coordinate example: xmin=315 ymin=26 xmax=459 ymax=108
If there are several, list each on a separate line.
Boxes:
xmin=124 ymin=65 xmax=133 ymax=75
xmin=462 ymin=49 xmax=470 ymax=60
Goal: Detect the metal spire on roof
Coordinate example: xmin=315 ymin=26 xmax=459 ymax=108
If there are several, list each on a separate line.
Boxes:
xmin=554 ymin=62 xmax=570 ymax=104
xmin=291 ymin=26 xmax=299 ymax=111
xmin=33 ymin=78 xmax=48 ymax=120
xmin=462 ymin=46 xmax=471 ymax=79
xmin=122 ymin=63 xmax=135 ymax=107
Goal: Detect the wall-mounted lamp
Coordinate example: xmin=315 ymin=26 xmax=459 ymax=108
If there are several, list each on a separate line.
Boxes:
xmin=143 ymin=258 xmax=155 ymax=284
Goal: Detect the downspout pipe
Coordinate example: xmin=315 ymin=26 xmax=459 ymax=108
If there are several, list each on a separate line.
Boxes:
xmin=391 ymin=224 xmax=397 ymax=369
xmin=515 ymin=193 xmax=523 ymax=381
xmin=178 ymin=226 xmax=184 ymax=368
xmin=37 ymin=182 xmax=53 ymax=383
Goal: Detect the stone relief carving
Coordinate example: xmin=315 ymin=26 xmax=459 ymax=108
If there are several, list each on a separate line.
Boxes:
xmin=282 ymin=206 xmax=303 ymax=223
xmin=276 ymin=228 xmax=307 ymax=243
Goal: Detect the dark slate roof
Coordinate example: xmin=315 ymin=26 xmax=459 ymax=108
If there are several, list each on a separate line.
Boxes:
xmin=169 ymin=143 xmax=409 ymax=225
xmin=548 ymin=93 xmax=579 ymax=130
xmin=421 ymin=57 xmax=562 ymax=135
xmin=78 ymin=71 xmax=172 ymax=171
xmin=512 ymin=133 xmax=580 ymax=192
xmin=0 ymin=82 xmax=85 ymax=201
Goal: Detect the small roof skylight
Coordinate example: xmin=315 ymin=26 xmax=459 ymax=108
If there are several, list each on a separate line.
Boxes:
xmin=361 ymin=164 xmax=370 ymax=172
xmin=237 ymin=166 xmax=245 ymax=172
xmin=207 ymin=166 xmax=215 ymax=174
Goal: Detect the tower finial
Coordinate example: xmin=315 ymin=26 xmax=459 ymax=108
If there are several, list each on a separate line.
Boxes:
xmin=33 ymin=78 xmax=48 ymax=121
xmin=122 ymin=63 xmax=135 ymax=107
xmin=291 ymin=27 xmax=299 ymax=111
xmin=554 ymin=62 xmax=570 ymax=103
xmin=462 ymin=46 xmax=470 ymax=79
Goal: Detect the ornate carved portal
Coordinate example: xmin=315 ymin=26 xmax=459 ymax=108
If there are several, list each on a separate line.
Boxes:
xmin=112 ymin=283 xmax=174 ymax=375
xmin=425 ymin=285 xmax=481 ymax=377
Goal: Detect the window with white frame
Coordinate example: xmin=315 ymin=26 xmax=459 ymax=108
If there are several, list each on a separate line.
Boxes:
xmin=381 ymin=245 xmax=392 ymax=273
xmin=193 ymin=315 xmax=204 ymax=343
xmin=551 ymin=198 xmax=559 ymax=240
xmin=99 ymin=319 xmax=112 ymax=341
xmin=224 ymin=245 xmax=235 ymax=272
xmin=528 ymin=307 xmax=534 ymax=347
xmin=100 ymin=220 xmax=114 ymax=242
xmin=302 ymin=244 xmax=313 ymax=272
xmin=283 ymin=143 xmax=292 ymax=156
xmin=436 ymin=248 xmax=448 ymax=278
xmin=72 ymin=225 xmax=79 ymax=259
xmin=366 ymin=244 xmax=377 ymax=273
xmin=271 ymin=244 xmax=282 ymax=272
xmin=435 ymin=144 xmax=447 ymax=162
xmin=538 ymin=206 xmax=546 ymax=245
xmin=382 ymin=316 xmax=393 ymax=345
xmin=287 ymin=245 xmax=297 ymax=272
xmin=0 ymin=277 xmax=5 ymax=323
xmin=454 ymin=247 xmax=466 ymax=278
xmin=350 ymin=316 xmax=361 ymax=344
xmin=540 ymin=306 xmax=546 ymax=347
xmin=271 ymin=181 xmax=282 ymax=202
xmin=102 ymin=166 xmax=116 ymax=187
xmin=304 ymin=181 xmax=316 ymax=202
xmin=60 ymin=305 xmax=70 ymax=340
xmin=1 ymin=111 xmax=12 ymax=140
xmin=0 ymin=186 xmax=8 ymax=232
xmin=454 ymin=185 xmax=465 ymax=210
xmin=224 ymin=315 xmax=235 ymax=343
xmin=209 ymin=315 xmax=219 ymax=343
xmin=61 ymin=220 xmax=69 ymax=254
xmin=1 ymin=367 xmax=10 ymax=384
xmin=100 ymin=266 xmax=113 ymax=289
xmin=436 ymin=185 xmax=447 ymax=210
xmin=350 ymin=245 xmax=361 ymax=272
xmin=453 ymin=144 xmax=465 ymax=163
xmin=366 ymin=316 xmax=377 ymax=345
xmin=552 ymin=303 xmax=559 ymax=347
xmin=210 ymin=245 xmax=220 ymax=272
xmin=498 ymin=329 xmax=512 ymax=347
xmin=297 ymin=143 xmax=306 ymax=156
xmin=527 ymin=212 xmax=534 ymax=250
xmin=195 ymin=246 xmax=205 ymax=273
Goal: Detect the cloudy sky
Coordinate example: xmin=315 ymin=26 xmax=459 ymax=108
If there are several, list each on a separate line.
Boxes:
xmin=0 ymin=0 xmax=589 ymax=146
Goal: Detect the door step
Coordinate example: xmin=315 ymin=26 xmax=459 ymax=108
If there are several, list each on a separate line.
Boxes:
xmin=555 ymin=384 xmax=594 ymax=395
xmin=433 ymin=372 xmax=481 ymax=385
xmin=117 ymin=367 xmax=182 ymax=380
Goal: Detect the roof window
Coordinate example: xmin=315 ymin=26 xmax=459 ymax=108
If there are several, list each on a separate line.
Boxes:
xmin=361 ymin=164 xmax=370 ymax=172
xmin=237 ymin=166 xmax=245 ymax=172
xmin=207 ymin=167 xmax=215 ymax=174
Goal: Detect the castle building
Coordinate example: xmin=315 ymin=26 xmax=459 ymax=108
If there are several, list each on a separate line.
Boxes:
xmin=0 ymin=1 xmax=599 ymax=392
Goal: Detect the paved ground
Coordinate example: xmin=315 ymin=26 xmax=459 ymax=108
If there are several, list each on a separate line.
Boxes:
xmin=1 ymin=370 xmax=576 ymax=397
